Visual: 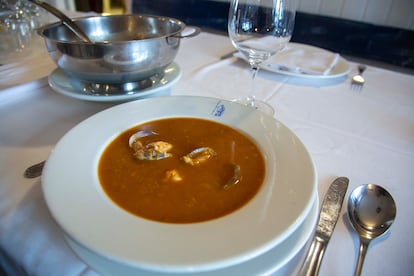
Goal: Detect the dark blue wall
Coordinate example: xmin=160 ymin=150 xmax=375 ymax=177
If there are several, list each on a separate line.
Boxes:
xmin=132 ymin=0 xmax=414 ymax=69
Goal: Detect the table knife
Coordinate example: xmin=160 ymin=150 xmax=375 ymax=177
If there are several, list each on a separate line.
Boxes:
xmin=220 ymin=50 xmax=238 ymax=60
xmin=220 ymin=50 xmax=321 ymax=75
xmin=264 ymin=63 xmax=322 ymax=75
xmin=298 ymin=177 xmax=349 ymax=276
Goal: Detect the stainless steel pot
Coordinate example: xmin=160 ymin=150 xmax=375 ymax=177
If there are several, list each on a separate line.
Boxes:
xmin=38 ymin=14 xmax=199 ymax=84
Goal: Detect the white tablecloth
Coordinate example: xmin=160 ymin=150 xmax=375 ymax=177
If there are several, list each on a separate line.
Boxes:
xmin=1 ymin=31 xmax=413 ymax=276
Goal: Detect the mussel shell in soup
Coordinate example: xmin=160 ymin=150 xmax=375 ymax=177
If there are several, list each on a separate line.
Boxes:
xmin=98 ymin=118 xmax=265 ymax=223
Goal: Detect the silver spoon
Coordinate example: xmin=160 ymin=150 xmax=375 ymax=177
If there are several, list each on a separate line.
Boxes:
xmin=347 ymin=184 xmax=397 ymax=276
xmin=27 ymin=0 xmax=92 ymax=43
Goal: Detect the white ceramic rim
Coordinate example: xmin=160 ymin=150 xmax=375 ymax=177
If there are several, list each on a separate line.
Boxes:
xmin=65 ymin=195 xmax=319 ymax=275
xmin=42 ymin=96 xmax=317 ymax=273
xmin=48 ymin=63 xmax=181 ymax=102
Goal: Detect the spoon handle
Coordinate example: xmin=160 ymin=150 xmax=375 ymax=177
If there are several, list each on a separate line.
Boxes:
xmin=27 ymin=0 xmax=92 ymax=43
xmin=354 ymin=239 xmax=370 ymax=276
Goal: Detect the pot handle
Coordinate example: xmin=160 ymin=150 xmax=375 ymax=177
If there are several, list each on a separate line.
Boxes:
xmin=172 ymin=26 xmax=201 ymax=38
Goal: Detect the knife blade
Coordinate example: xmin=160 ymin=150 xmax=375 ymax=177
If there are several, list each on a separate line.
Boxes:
xmin=220 ymin=50 xmax=238 ymax=60
xmin=220 ymin=50 xmax=322 ymax=75
xmin=298 ymin=177 xmax=349 ymax=276
xmin=263 ymin=63 xmax=323 ymax=75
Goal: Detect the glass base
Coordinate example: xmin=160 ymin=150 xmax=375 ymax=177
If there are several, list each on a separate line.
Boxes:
xmin=232 ymin=98 xmax=275 ymax=116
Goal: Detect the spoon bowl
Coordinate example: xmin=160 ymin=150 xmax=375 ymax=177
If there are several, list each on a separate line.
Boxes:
xmin=347 ymin=184 xmax=396 ymax=276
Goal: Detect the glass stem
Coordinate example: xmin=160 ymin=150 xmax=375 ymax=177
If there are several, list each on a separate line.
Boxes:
xmin=248 ymin=65 xmax=259 ymax=108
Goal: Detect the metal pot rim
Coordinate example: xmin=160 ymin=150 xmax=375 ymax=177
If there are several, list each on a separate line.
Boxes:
xmin=37 ymin=14 xmax=189 ymax=44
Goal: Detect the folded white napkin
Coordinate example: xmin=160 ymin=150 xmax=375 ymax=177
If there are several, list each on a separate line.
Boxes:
xmin=264 ymin=44 xmax=340 ymax=75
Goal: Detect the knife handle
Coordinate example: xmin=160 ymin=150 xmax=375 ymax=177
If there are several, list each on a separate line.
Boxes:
xmin=298 ymin=234 xmax=327 ymax=276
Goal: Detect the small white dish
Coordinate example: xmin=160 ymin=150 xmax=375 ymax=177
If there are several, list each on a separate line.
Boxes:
xmin=42 ymin=96 xmax=317 ymax=273
xmin=48 ymin=63 xmax=181 ymax=102
xmin=259 ymin=42 xmax=350 ymax=79
xmin=65 ymin=196 xmax=318 ymax=275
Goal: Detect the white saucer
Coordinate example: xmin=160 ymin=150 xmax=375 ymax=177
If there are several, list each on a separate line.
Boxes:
xmin=48 ymin=63 xmax=181 ymax=102
xmin=65 ymin=196 xmax=318 ymax=276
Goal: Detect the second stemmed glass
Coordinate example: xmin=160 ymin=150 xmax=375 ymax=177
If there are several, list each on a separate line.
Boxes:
xmin=228 ymin=0 xmax=296 ymax=115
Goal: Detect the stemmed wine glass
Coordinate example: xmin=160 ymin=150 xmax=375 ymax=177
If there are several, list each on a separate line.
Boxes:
xmin=228 ymin=0 xmax=296 ymax=115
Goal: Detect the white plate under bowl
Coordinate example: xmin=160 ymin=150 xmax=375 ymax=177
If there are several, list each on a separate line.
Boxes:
xmin=260 ymin=42 xmax=350 ymax=79
xmin=66 ymin=195 xmax=319 ymax=275
xmin=42 ymin=96 xmax=317 ymax=273
xmin=48 ymin=63 xmax=181 ymax=102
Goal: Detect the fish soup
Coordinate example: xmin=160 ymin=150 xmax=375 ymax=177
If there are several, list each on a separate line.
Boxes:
xmin=98 ymin=117 xmax=265 ymax=223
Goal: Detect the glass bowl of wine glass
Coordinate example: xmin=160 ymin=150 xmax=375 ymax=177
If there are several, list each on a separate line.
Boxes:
xmin=228 ymin=0 xmax=296 ymax=115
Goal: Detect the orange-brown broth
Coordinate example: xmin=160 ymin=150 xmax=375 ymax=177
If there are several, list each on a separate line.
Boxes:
xmin=98 ymin=118 xmax=265 ymax=223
